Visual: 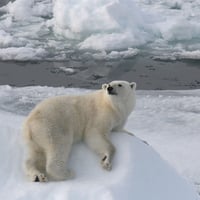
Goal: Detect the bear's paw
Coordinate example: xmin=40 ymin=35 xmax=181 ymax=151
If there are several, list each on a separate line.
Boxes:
xmin=101 ymin=155 xmax=112 ymax=171
xmin=33 ymin=173 xmax=48 ymax=182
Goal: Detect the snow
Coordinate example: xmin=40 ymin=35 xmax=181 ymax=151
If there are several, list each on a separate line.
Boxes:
xmin=154 ymin=50 xmax=200 ymax=61
xmin=0 ymin=47 xmax=46 ymax=60
xmin=0 ymin=85 xmax=199 ymax=199
xmin=92 ymin=48 xmax=139 ymax=60
xmin=57 ymin=66 xmax=75 ymax=74
xmin=1 ymin=0 xmax=200 ymax=60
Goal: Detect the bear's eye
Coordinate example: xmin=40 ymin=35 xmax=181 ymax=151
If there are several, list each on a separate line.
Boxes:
xmin=118 ymin=84 xmax=122 ymax=87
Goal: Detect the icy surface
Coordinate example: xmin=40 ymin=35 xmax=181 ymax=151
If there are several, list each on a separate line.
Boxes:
xmin=0 ymin=0 xmax=200 ymax=60
xmin=0 ymin=85 xmax=199 ymax=199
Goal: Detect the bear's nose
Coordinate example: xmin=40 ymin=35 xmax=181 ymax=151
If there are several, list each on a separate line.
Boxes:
xmin=107 ymin=86 xmax=113 ymax=92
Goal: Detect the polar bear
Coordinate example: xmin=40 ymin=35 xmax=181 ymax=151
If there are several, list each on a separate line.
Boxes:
xmin=22 ymin=80 xmax=136 ymax=182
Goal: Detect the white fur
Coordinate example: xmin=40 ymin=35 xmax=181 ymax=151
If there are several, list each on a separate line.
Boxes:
xmin=22 ymin=80 xmax=136 ymax=182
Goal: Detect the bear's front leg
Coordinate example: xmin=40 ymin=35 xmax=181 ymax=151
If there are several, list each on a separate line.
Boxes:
xmin=85 ymin=129 xmax=115 ymax=171
xmin=100 ymin=146 xmax=115 ymax=171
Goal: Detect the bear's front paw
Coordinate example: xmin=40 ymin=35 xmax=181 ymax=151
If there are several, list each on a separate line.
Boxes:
xmin=32 ymin=173 xmax=48 ymax=182
xmin=101 ymin=155 xmax=112 ymax=171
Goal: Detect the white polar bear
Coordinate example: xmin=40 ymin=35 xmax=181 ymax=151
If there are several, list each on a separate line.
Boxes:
xmin=22 ymin=80 xmax=136 ymax=182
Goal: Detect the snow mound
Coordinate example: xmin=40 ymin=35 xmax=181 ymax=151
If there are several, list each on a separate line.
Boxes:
xmin=0 ymin=88 xmax=198 ymax=199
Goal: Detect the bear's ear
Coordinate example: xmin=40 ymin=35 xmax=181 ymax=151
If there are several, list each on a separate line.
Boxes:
xmin=130 ymin=82 xmax=136 ymax=89
xmin=102 ymin=83 xmax=108 ymax=90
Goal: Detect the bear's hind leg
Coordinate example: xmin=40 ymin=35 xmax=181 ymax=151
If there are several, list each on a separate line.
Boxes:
xmin=24 ymin=146 xmax=48 ymax=182
xmin=46 ymin=136 xmax=74 ymax=181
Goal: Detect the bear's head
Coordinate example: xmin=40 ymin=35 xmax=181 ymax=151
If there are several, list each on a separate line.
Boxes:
xmin=102 ymin=80 xmax=136 ymax=115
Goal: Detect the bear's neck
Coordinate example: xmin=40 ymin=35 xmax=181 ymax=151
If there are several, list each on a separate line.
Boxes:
xmin=105 ymin=93 xmax=134 ymax=120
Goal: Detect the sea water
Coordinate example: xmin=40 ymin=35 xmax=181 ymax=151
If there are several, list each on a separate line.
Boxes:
xmin=0 ymin=0 xmax=200 ymax=61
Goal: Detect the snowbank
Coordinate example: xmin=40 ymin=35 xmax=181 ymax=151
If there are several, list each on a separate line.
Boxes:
xmin=0 ymin=86 xmax=199 ymax=199
xmin=0 ymin=47 xmax=46 ymax=60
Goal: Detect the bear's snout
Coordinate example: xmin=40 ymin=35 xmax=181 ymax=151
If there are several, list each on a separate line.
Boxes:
xmin=107 ymin=86 xmax=113 ymax=92
xmin=107 ymin=86 xmax=117 ymax=95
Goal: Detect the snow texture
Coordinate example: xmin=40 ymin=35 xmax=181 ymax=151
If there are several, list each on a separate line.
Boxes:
xmin=0 ymin=85 xmax=199 ymax=199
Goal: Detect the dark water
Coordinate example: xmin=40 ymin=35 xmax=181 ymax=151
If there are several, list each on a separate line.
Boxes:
xmin=0 ymin=56 xmax=200 ymax=90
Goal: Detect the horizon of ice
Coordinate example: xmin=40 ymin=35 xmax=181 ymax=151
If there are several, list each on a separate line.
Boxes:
xmin=0 ymin=85 xmax=199 ymax=199
xmin=0 ymin=0 xmax=200 ymax=60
